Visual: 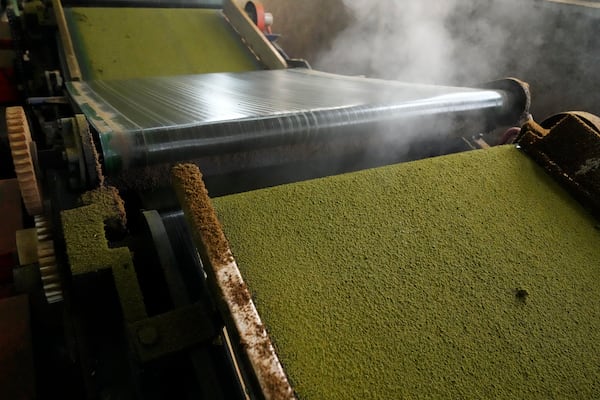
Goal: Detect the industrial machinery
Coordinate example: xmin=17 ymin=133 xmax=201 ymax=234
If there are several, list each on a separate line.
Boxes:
xmin=0 ymin=0 xmax=598 ymax=399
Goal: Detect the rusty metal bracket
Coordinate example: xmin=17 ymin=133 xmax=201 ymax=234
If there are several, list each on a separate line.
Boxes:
xmin=517 ymin=111 xmax=600 ymax=216
xmin=171 ymin=163 xmax=295 ymax=400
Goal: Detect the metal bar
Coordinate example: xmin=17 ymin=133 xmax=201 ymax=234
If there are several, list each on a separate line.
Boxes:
xmin=26 ymin=96 xmax=69 ymax=105
xmin=171 ymin=163 xmax=295 ymax=400
xmin=52 ymin=0 xmax=82 ymax=81
xmin=143 ymin=210 xmax=191 ymax=306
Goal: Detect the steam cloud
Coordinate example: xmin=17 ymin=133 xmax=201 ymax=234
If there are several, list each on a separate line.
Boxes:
xmin=314 ymin=0 xmax=546 ymax=87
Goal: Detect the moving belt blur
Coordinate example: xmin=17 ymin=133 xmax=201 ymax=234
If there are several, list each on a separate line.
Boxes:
xmin=67 ymin=68 xmax=529 ymax=176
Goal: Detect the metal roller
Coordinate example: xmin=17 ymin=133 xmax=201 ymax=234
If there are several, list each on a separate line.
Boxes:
xmin=67 ymin=69 xmax=529 ymax=175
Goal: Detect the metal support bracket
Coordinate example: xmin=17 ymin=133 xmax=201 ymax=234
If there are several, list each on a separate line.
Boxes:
xmin=518 ymin=111 xmax=600 ymax=216
xmin=129 ymin=303 xmax=219 ymax=362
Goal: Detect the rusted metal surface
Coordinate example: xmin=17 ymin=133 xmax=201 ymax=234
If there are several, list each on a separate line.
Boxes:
xmin=0 ymin=294 xmax=35 ymax=399
xmin=517 ymin=111 xmax=600 ymax=216
xmin=171 ymin=163 xmax=295 ymax=400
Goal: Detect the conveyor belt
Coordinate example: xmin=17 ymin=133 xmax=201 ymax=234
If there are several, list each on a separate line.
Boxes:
xmin=64 ymin=7 xmax=261 ymax=80
xmin=209 ymin=145 xmax=600 ymax=399
xmin=67 ymin=68 xmax=528 ymax=175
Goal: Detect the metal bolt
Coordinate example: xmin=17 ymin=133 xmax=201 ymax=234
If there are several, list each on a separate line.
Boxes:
xmin=137 ymin=325 xmax=159 ymax=346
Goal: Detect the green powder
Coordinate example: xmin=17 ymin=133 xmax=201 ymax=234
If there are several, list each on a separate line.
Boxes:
xmin=212 ymin=146 xmax=600 ymax=399
xmin=65 ymin=7 xmax=261 ymax=80
xmin=62 ymin=187 xmax=146 ymax=321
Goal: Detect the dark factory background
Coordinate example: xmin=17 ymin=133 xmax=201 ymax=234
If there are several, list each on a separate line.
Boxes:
xmin=263 ymin=0 xmax=600 ymax=119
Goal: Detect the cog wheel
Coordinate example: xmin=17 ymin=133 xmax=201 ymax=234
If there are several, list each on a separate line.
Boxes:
xmin=6 ymin=106 xmax=43 ymax=216
xmin=35 ymin=215 xmax=63 ymax=303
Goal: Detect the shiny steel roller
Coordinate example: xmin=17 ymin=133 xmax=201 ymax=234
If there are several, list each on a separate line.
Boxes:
xmin=67 ymin=69 xmax=529 ymax=175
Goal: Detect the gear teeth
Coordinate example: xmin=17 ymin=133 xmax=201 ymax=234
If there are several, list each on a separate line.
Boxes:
xmin=6 ymin=106 xmax=43 ymax=216
xmin=35 ymin=216 xmax=63 ymax=304
xmin=35 ymin=215 xmax=52 ymax=241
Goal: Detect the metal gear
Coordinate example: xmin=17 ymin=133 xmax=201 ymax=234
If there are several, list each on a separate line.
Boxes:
xmin=35 ymin=215 xmax=63 ymax=303
xmin=6 ymin=106 xmax=43 ymax=215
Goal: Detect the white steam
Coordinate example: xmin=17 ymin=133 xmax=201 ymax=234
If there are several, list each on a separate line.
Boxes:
xmin=315 ymin=1 xmax=456 ymax=84
xmin=314 ymin=0 xmax=546 ymax=87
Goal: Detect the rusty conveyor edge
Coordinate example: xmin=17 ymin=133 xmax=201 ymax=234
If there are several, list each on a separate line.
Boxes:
xmin=171 ymin=163 xmax=296 ymax=400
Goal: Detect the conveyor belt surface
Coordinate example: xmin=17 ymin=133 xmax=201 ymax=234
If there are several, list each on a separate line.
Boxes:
xmin=67 ymin=69 xmax=524 ymax=175
xmin=64 ymin=7 xmax=260 ymax=80
xmin=211 ymin=145 xmax=600 ymax=399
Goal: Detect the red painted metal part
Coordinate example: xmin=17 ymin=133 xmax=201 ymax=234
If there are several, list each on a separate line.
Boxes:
xmin=245 ymin=1 xmax=272 ymax=34
xmin=252 ymin=1 xmax=266 ymax=32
